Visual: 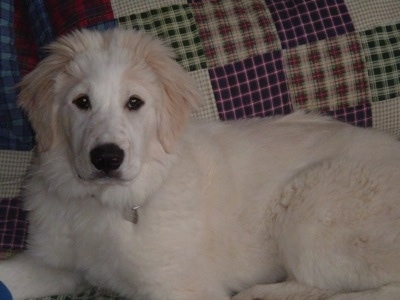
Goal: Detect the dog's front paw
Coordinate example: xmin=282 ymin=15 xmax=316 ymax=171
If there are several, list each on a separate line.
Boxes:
xmin=0 ymin=253 xmax=85 ymax=300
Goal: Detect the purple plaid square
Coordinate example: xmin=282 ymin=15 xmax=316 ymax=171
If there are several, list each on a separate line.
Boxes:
xmin=0 ymin=198 xmax=28 ymax=251
xmin=266 ymin=0 xmax=355 ymax=49
xmin=209 ymin=51 xmax=292 ymax=120
xmin=322 ymin=102 xmax=372 ymax=128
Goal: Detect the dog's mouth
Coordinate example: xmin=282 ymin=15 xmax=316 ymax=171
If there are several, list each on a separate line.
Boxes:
xmin=77 ymin=170 xmax=126 ymax=183
xmin=94 ymin=170 xmax=123 ymax=180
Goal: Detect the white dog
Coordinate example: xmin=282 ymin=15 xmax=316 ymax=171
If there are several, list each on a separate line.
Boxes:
xmin=1 ymin=28 xmax=400 ymax=300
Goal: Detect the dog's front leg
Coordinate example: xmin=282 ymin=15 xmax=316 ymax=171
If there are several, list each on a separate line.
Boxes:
xmin=0 ymin=252 xmax=85 ymax=300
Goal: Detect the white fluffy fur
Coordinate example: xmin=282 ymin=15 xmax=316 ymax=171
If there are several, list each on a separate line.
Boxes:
xmin=1 ymin=29 xmax=400 ymax=300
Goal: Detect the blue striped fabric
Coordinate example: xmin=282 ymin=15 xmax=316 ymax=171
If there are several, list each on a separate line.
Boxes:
xmin=0 ymin=0 xmax=33 ymax=150
xmin=27 ymin=0 xmax=55 ymax=58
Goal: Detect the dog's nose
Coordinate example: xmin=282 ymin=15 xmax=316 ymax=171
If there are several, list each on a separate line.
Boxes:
xmin=90 ymin=143 xmax=124 ymax=173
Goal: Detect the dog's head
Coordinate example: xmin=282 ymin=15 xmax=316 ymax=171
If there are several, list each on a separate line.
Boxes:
xmin=18 ymin=29 xmax=201 ymax=183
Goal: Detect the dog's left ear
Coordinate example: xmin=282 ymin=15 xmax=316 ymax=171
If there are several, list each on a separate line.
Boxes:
xmin=149 ymin=47 xmax=202 ymax=153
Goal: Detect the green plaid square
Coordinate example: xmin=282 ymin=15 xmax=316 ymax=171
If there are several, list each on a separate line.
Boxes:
xmin=111 ymin=0 xmax=187 ymax=17
xmin=284 ymin=33 xmax=370 ymax=110
xmin=117 ymin=4 xmax=207 ymax=72
xmin=372 ymin=97 xmax=400 ymax=138
xmin=346 ymin=0 xmax=400 ymax=31
xmin=361 ymin=23 xmax=400 ymax=102
xmin=0 ymin=150 xmax=33 ymax=198
xmin=189 ymin=69 xmax=219 ymax=121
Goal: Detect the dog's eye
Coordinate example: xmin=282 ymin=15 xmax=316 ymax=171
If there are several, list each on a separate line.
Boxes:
xmin=73 ymin=95 xmax=91 ymax=110
xmin=127 ymin=96 xmax=144 ymax=111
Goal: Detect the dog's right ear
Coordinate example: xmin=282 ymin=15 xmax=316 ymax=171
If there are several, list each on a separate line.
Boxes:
xmin=18 ymin=57 xmax=64 ymax=152
xmin=18 ymin=29 xmax=94 ymax=152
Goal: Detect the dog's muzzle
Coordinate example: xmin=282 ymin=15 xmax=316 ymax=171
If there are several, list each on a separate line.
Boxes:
xmin=90 ymin=143 xmax=125 ymax=176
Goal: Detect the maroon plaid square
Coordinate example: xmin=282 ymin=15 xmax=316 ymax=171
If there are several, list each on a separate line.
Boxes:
xmin=285 ymin=33 xmax=370 ymax=110
xmin=209 ymin=51 xmax=292 ymax=120
xmin=191 ymin=0 xmax=280 ymax=67
xmin=0 ymin=198 xmax=28 ymax=251
xmin=266 ymin=0 xmax=355 ymax=49
xmin=14 ymin=1 xmax=40 ymax=75
xmin=44 ymin=0 xmax=115 ymax=35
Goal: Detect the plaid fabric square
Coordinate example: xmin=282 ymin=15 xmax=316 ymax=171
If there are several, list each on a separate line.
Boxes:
xmin=0 ymin=198 xmax=28 ymax=251
xmin=45 ymin=0 xmax=115 ymax=35
xmin=346 ymin=0 xmax=400 ymax=31
xmin=0 ymin=0 xmax=34 ymax=150
xmin=118 ymin=4 xmax=206 ymax=72
xmin=112 ymin=0 xmax=187 ymax=17
xmin=210 ymin=51 xmax=291 ymax=120
xmin=285 ymin=33 xmax=370 ymax=111
xmin=0 ymin=150 xmax=33 ymax=198
xmin=189 ymin=69 xmax=219 ymax=121
xmin=360 ymin=23 xmax=400 ymax=102
xmin=190 ymin=0 xmax=280 ymax=67
xmin=266 ymin=0 xmax=355 ymax=49
xmin=372 ymin=97 xmax=400 ymax=138
xmin=322 ymin=102 xmax=372 ymax=128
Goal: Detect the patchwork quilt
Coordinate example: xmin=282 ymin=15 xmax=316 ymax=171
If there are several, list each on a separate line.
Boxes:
xmin=1 ymin=0 xmax=399 ymax=299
